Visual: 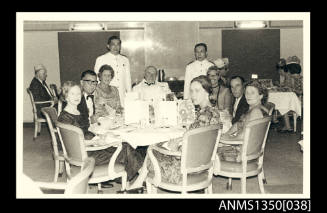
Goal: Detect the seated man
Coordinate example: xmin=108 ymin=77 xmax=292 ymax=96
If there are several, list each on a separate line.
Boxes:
xmin=29 ymin=64 xmax=58 ymax=118
xmin=133 ymin=66 xmax=174 ymax=101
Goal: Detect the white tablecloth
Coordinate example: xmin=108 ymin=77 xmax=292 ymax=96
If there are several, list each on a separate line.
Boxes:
xmin=119 ymin=126 xmax=186 ymax=149
xmin=268 ymin=92 xmax=302 ymax=116
xmin=89 ymin=119 xmax=232 ymax=149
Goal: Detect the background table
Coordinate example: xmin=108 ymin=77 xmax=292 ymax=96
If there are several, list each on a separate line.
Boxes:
xmin=268 ymin=91 xmax=302 ymax=116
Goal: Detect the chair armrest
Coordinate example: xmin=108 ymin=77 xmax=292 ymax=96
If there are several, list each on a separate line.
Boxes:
xmin=220 ymin=139 xmax=243 ymax=145
xmin=35 ymin=100 xmax=54 ymax=106
xmin=151 ymin=145 xmax=182 ymax=157
xmin=34 ymin=181 xmax=67 ymax=190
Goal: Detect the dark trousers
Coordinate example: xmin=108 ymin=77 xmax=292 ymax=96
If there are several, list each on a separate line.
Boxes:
xmin=87 ymin=143 xmax=147 ymax=181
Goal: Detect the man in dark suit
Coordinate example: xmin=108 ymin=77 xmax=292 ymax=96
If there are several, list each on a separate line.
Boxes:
xmin=29 ymin=64 xmax=58 ymax=118
xmin=230 ymin=76 xmax=249 ymax=124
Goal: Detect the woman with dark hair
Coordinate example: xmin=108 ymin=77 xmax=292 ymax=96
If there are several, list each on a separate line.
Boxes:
xmin=126 ymin=75 xmax=222 ymax=190
xmin=94 ymin=64 xmax=123 ymax=121
xmin=58 ymin=81 xmax=145 ymax=183
xmin=207 ymin=65 xmax=232 ymax=114
xmin=217 ymin=80 xmax=269 ymax=162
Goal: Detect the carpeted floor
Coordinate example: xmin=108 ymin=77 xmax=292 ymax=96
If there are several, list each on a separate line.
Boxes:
xmin=21 ymin=118 xmax=304 ymax=195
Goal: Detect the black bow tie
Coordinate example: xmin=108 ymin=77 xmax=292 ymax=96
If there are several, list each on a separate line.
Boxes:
xmin=87 ymin=95 xmax=94 ymax=100
xmin=144 ymin=81 xmax=154 ymax=86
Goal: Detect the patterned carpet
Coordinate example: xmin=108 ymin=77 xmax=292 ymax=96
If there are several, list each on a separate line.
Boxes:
xmin=20 ymin=118 xmax=304 ymax=195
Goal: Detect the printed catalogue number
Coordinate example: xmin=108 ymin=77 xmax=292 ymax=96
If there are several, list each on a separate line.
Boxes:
xmin=218 ymin=199 xmax=311 ymax=212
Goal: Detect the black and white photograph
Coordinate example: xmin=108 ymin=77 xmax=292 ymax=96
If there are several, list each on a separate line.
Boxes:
xmin=16 ymin=12 xmax=310 ymax=199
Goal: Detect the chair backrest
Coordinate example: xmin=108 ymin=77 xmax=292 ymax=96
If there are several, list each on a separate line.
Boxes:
xmin=65 ymin=157 xmax=95 ymax=194
xmin=242 ymin=116 xmax=271 ymax=161
xmin=26 ymin=88 xmax=37 ymax=120
xmin=181 ymin=125 xmax=221 ymax=174
xmin=56 ymin=122 xmax=88 ymax=167
xmin=49 ymin=84 xmax=59 ymax=97
xmin=57 ymin=100 xmax=63 ymax=116
xmin=264 ymin=102 xmax=275 ymax=116
xmin=41 ymin=107 xmax=60 ymax=156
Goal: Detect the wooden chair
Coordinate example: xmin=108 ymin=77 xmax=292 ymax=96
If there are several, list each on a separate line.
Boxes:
xmin=41 ymin=107 xmax=65 ymax=182
xmin=35 ymin=157 xmax=95 ymax=194
xmin=56 ymin=99 xmax=64 ymax=116
xmin=49 ymin=83 xmax=59 ymax=98
xmin=56 ymin=122 xmax=127 ymax=193
xmin=264 ymin=102 xmax=275 ymax=116
xmin=27 ymin=88 xmax=54 ymax=140
xmin=214 ymin=116 xmax=271 ymax=194
xmin=146 ymin=125 xmax=221 ymax=194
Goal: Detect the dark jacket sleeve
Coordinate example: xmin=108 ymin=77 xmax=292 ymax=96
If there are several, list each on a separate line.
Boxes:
xmin=232 ymin=95 xmax=249 ymax=125
xmin=29 ymin=78 xmax=52 ymax=102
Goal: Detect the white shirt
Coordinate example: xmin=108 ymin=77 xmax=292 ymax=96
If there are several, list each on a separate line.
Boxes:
xmin=84 ymin=93 xmax=94 ymax=117
xmin=183 ymin=59 xmax=214 ymax=100
xmin=233 ymin=96 xmax=242 ymax=118
xmin=133 ymin=79 xmax=172 ymax=101
xmin=94 ymin=52 xmax=132 ymax=106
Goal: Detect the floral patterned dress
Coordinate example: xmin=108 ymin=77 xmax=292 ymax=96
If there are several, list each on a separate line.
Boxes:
xmin=94 ymin=84 xmax=122 ymax=120
xmin=146 ymin=105 xmax=221 ymax=185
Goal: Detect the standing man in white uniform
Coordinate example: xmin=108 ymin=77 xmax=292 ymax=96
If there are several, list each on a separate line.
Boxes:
xmin=94 ymin=36 xmax=131 ymax=106
xmin=183 ymin=43 xmax=214 ymax=100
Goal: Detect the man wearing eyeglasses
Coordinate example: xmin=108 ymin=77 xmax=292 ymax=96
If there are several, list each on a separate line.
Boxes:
xmin=79 ymin=70 xmax=98 ymax=125
xmin=94 ymin=36 xmax=131 ymax=107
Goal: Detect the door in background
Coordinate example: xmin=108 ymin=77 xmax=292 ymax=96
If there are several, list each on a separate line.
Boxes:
xmin=222 ymin=29 xmax=280 ymax=82
xmin=58 ymin=31 xmax=119 ymax=84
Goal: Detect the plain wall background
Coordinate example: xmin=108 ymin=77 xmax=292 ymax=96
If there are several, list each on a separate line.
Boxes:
xmin=23 ymin=23 xmax=303 ymax=122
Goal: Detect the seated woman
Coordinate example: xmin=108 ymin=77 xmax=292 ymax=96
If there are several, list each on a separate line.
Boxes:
xmin=57 ymin=81 xmax=145 ymax=182
xmin=217 ymin=80 xmax=269 ymax=162
xmin=94 ymin=64 xmax=123 ymax=120
xmin=279 ymin=57 xmax=303 ymax=132
xmin=128 ymin=75 xmax=222 ymax=189
xmin=274 ymin=58 xmax=289 ymax=87
xmin=207 ymin=65 xmax=232 ymax=113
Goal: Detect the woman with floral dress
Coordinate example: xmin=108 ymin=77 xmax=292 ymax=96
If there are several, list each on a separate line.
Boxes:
xmin=127 ymin=75 xmax=223 ymax=189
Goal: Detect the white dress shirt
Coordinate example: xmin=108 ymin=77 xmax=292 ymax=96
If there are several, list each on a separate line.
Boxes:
xmin=94 ymin=52 xmax=132 ymax=106
xmin=233 ymin=96 xmax=242 ymax=118
xmin=183 ymin=59 xmax=214 ymax=100
xmin=133 ymin=79 xmax=172 ymax=101
xmin=84 ymin=93 xmax=94 ymax=117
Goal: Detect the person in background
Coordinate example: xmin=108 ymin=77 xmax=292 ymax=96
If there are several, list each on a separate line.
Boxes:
xmin=183 ymin=43 xmax=214 ymax=100
xmin=229 ymin=76 xmax=249 ymax=125
xmin=58 ymin=81 xmax=145 ymax=188
xmin=128 ymin=75 xmax=222 ymax=190
xmin=213 ymin=58 xmax=230 ymax=87
xmin=207 ymin=65 xmax=232 ymax=113
xmin=133 ymin=66 xmax=174 ymax=101
xmin=278 ymin=56 xmax=303 ymax=133
xmin=274 ymin=58 xmax=289 ymax=87
xmin=93 ymin=64 xmax=123 ymax=121
xmin=94 ymin=36 xmax=131 ymax=107
xmin=29 ymin=64 xmax=58 ymax=118
xmin=287 ymin=56 xmax=303 ymax=97
xmin=217 ymin=80 xmax=268 ymax=162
